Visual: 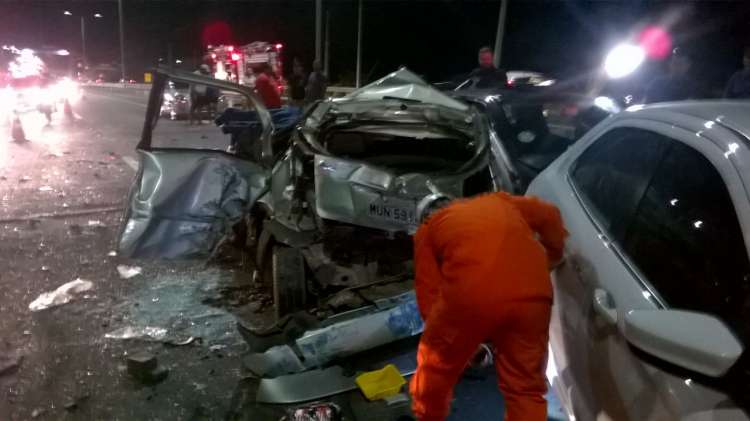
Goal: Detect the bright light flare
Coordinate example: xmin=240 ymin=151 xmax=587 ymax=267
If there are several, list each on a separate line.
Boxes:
xmin=55 ymin=49 xmax=70 ymax=56
xmin=639 ymin=26 xmax=672 ymax=59
xmin=275 ymin=43 xmax=283 ymax=50
xmin=63 ymin=10 xmax=73 ymax=15
xmin=594 ymin=96 xmax=621 ymax=113
xmin=8 ymin=49 xmax=45 ymax=78
xmin=93 ymin=13 xmax=103 ymax=18
xmin=604 ymin=44 xmax=645 ymax=79
xmin=231 ymin=53 xmax=241 ymax=61
xmin=53 ymin=78 xmax=82 ymax=103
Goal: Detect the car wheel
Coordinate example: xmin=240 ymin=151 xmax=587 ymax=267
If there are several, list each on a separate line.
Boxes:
xmin=272 ymin=245 xmax=307 ymax=320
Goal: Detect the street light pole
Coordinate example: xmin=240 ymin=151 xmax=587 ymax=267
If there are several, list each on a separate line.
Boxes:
xmin=355 ymin=0 xmax=363 ymax=88
xmin=80 ymin=16 xmax=86 ymax=67
xmin=493 ymin=0 xmax=508 ymax=67
xmin=118 ymin=0 xmax=126 ymax=82
xmin=315 ymin=0 xmax=322 ymax=63
xmin=324 ymin=10 xmax=330 ymax=76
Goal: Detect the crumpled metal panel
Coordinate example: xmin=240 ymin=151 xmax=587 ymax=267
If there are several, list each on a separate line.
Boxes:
xmin=296 ymin=291 xmax=423 ymax=367
xmin=314 ymin=155 xmax=421 ymax=233
xmin=255 ymin=350 xmax=419 ymax=404
xmin=345 ymin=68 xmax=468 ymax=111
xmin=256 ymin=366 xmax=356 ymax=404
xmin=314 ymin=155 xmax=469 ymax=233
xmin=118 ymin=150 xmax=267 ymax=258
xmin=242 ymin=292 xmax=423 ymax=378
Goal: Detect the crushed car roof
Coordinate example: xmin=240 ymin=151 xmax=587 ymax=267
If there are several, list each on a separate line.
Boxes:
xmin=339 ymin=68 xmax=469 ymax=111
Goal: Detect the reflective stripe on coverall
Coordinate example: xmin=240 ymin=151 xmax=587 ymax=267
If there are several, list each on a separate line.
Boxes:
xmin=410 ymin=192 xmax=567 ymax=421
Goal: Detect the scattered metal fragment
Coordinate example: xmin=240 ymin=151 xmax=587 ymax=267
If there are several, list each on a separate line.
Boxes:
xmin=104 ymin=326 xmax=168 ymax=342
xmin=28 ymin=278 xmax=94 ymax=312
xmin=116 ymin=265 xmax=142 ymax=279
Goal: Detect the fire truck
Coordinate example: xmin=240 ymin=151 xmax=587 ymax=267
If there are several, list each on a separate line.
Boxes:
xmin=205 ymin=42 xmax=285 ymax=91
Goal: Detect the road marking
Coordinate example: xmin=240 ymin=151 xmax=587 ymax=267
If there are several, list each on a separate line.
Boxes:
xmin=122 ymin=156 xmax=139 ymax=171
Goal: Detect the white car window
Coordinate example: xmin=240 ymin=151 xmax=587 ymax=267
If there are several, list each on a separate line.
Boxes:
xmin=622 ymin=140 xmax=750 ymax=331
xmin=570 ymin=128 xmax=670 ymax=241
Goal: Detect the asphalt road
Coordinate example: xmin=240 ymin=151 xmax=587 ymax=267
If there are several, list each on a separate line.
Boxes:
xmin=0 ymin=88 xmax=269 ymax=421
xmin=0 ymin=88 xmax=567 ymax=421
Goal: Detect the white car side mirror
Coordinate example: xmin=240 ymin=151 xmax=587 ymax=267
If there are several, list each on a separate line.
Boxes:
xmin=623 ymin=310 xmax=744 ymax=377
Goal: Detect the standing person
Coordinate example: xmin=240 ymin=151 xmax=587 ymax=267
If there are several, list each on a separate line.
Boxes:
xmin=189 ymin=64 xmax=217 ymax=125
xmin=724 ymin=47 xmax=750 ymax=99
xmin=305 ymin=60 xmax=328 ymax=104
xmin=468 ymin=46 xmax=508 ymax=89
xmin=254 ymin=63 xmax=282 ymax=109
xmin=289 ymin=58 xmax=307 ymax=107
xmin=410 ymin=192 xmax=567 ymax=421
xmin=643 ymin=47 xmax=701 ymax=104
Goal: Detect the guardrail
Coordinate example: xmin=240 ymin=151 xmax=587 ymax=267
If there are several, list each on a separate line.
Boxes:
xmin=82 ymin=82 xmax=357 ymax=98
xmin=83 ymin=82 xmax=150 ymax=91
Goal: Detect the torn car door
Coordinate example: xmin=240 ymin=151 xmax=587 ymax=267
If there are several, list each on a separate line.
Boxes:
xmin=118 ymin=67 xmax=273 ymax=258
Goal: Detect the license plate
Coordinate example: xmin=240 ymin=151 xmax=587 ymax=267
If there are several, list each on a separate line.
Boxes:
xmin=368 ymin=203 xmax=416 ymax=225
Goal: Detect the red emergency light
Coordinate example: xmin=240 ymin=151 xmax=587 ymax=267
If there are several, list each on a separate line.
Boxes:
xmin=231 ymin=53 xmax=241 ymax=61
xmin=211 ymin=53 xmax=217 ymax=60
xmin=275 ymin=43 xmax=283 ymax=50
xmin=227 ymin=45 xmax=234 ymax=52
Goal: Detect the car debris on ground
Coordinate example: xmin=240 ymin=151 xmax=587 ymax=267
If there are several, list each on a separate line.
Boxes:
xmin=104 ymin=326 xmax=168 ymax=342
xmin=116 ymin=264 xmax=143 ymax=279
xmin=126 ymin=351 xmax=169 ymax=385
xmin=28 ymin=278 xmax=93 ymax=311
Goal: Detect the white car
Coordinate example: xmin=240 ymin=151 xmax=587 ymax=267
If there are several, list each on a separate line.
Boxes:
xmin=528 ymin=101 xmax=750 ymax=420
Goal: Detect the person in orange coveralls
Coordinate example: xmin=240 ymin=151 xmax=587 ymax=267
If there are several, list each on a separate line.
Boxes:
xmin=410 ymin=192 xmax=567 ymax=421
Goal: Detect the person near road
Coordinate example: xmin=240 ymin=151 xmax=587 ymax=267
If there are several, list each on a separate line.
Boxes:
xmin=304 ymin=60 xmax=328 ymax=104
xmin=289 ymin=58 xmax=307 ymax=107
xmin=254 ymin=63 xmax=282 ymax=109
xmin=189 ymin=64 xmax=219 ymax=124
xmin=643 ymin=47 xmax=701 ymax=104
xmin=410 ymin=192 xmax=567 ymax=421
xmin=724 ymin=47 xmax=750 ymax=99
xmin=468 ymin=46 xmax=508 ymax=89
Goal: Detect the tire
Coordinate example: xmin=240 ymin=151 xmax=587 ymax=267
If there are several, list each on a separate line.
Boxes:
xmin=271 ymin=245 xmax=307 ymax=320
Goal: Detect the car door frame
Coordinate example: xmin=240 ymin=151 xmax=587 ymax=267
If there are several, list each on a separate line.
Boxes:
xmin=139 ymin=66 xmax=275 ymax=166
xmin=544 ymin=118 xmax=674 ymax=420
xmin=118 ymin=67 xmax=277 ymax=258
xmin=555 ymin=114 xmax=750 ymax=420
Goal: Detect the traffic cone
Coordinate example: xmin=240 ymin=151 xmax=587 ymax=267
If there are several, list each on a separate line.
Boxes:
xmin=63 ymin=100 xmax=74 ymax=119
xmin=11 ymin=115 xmax=26 ymax=143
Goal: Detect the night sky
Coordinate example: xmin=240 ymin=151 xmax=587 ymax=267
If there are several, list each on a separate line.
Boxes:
xmin=1 ymin=0 xmax=750 ymax=89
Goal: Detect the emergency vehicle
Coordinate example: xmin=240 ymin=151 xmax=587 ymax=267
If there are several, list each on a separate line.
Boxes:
xmin=205 ymin=42 xmax=285 ymax=91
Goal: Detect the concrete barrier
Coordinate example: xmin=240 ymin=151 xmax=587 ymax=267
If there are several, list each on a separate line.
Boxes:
xmin=83 ymin=82 xmax=150 ymax=90
xmin=82 ymin=82 xmax=356 ymax=98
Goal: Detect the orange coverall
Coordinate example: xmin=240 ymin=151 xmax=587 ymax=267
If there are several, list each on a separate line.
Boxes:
xmin=410 ymin=192 xmax=567 ymax=421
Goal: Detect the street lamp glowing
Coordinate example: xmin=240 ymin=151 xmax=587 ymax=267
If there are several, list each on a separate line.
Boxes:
xmin=56 ymin=49 xmax=70 ymax=56
xmin=63 ymin=10 xmax=73 ymax=16
xmin=94 ymin=13 xmax=103 ymax=18
xmin=604 ymin=44 xmax=645 ymax=79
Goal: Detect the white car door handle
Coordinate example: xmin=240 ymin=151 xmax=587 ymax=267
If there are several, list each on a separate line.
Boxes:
xmin=593 ymin=288 xmax=618 ymax=325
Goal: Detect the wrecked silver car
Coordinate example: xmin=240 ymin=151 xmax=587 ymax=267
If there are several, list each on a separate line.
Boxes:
xmin=119 ymin=67 xmax=495 ymax=319
xmin=117 ymin=67 xmax=599 ymax=390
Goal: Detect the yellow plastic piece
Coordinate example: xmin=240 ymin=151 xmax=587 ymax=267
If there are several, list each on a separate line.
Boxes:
xmin=355 ymin=364 xmax=406 ymax=401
